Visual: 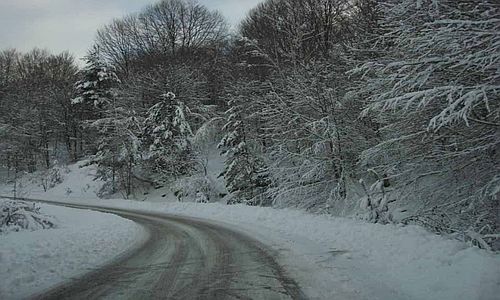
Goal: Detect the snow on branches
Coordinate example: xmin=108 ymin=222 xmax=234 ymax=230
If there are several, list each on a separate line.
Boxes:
xmin=71 ymin=46 xmax=120 ymax=108
xmin=143 ymin=92 xmax=194 ymax=178
xmin=351 ymin=0 xmax=499 ymax=248
xmin=218 ymin=96 xmax=270 ymax=205
xmin=356 ymin=0 xmax=499 ymax=130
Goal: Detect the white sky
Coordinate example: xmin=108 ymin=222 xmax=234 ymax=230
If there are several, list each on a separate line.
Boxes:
xmin=0 ymin=0 xmax=262 ymax=64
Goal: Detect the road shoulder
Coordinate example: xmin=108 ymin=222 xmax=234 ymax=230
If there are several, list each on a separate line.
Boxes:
xmin=0 ymin=199 xmax=147 ymax=300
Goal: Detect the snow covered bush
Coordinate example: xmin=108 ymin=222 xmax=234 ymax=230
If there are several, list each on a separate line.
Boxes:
xmin=0 ymin=199 xmax=56 ymax=233
xmin=40 ymin=164 xmax=67 ymax=192
xmin=172 ymin=174 xmax=221 ymax=203
xmin=358 ymin=178 xmax=394 ymax=224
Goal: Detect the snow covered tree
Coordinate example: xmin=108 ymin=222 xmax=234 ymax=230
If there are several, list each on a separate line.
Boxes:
xmin=255 ymin=62 xmax=377 ymax=212
xmin=91 ymin=107 xmax=142 ymax=197
xmin=71 ymin=46 xmax=140 ymax=196
xmin=70 ymin=47 xmax=121 ymax=162
xmin=143 ymin=92 xmax=194 ymax=179
xmin=218 ymin=93 xmax=271 ymax=205
xmin=240 ymin=0 xmax=355 ymax=63
xmin=94 ymin=0 xmax=227 ymax=76
xmin=351 ymin=0 xmax=500 ymax=248
xmin=0 ymin=49 xmax=78 ymax=173
xmin=71 ymin=46 xmax=120 ymax=110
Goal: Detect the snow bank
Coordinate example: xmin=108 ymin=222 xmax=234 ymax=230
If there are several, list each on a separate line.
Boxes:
xmin=0 ymin=200 xmax=146 ymax=300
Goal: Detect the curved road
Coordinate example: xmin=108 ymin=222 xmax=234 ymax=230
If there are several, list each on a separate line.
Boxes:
xmin=28 ymin=202 xmax=306 ymax=300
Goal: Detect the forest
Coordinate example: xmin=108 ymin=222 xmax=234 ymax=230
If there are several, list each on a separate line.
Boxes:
xmin=0 ymin=0 xmax=498 ymax=250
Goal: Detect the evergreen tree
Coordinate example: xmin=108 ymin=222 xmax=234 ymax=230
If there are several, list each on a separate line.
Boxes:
xmin=218 ymin=96 xmax=270 ymax=205
xmin=91 ymin=108 xmax=142 ymax=197
xmin=71 ymin=46 xmax=120 ymax=110
xmin=143 ymin=92 xmax=193 ymax=179
xmin=71 ymin=46 xmax=128 ymax=196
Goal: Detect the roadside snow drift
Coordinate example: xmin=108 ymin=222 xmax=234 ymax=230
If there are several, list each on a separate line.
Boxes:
xmin=0 ymin=199 xmax=146 ymax=300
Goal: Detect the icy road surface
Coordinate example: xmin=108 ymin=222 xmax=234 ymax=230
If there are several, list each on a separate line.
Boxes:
xmin=33 ymin=202 xmax=306 ymax=300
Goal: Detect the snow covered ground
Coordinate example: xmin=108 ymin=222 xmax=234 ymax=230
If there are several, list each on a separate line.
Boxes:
xmin=1 ymin=162 xmax=499 ymax=300
xmin=13 ymin=199 xmax=498 ymax=300
xmin=0 ymin=199 xmax=146 ymax=299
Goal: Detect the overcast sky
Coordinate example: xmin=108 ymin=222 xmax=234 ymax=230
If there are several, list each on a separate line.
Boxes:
xmin=0 ymin=0 xmax=261 ymax=64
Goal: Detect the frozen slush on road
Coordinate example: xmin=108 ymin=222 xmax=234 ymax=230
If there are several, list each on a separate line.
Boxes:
xmin=0 ymin=198 xmax=146 ymax=300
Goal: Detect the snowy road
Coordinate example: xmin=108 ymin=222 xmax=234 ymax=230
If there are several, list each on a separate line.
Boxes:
xmin=28 ymin=201 xmax=306 ymax=300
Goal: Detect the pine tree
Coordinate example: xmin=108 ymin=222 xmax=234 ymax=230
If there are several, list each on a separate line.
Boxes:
xmin=70 ymin=46 xmax=121 ymax=159
xmin=71 ymin=46 xmax=120 ymax=110
xmin=92 ymin=108 xmax=142 ymax=197
xmin=143 ymin=92 xmax=194 ymax=179
xmin=218 ymin=96 xmax=270 ymax=205
xmin=71 ymin=46 xmax=127 ymax=195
